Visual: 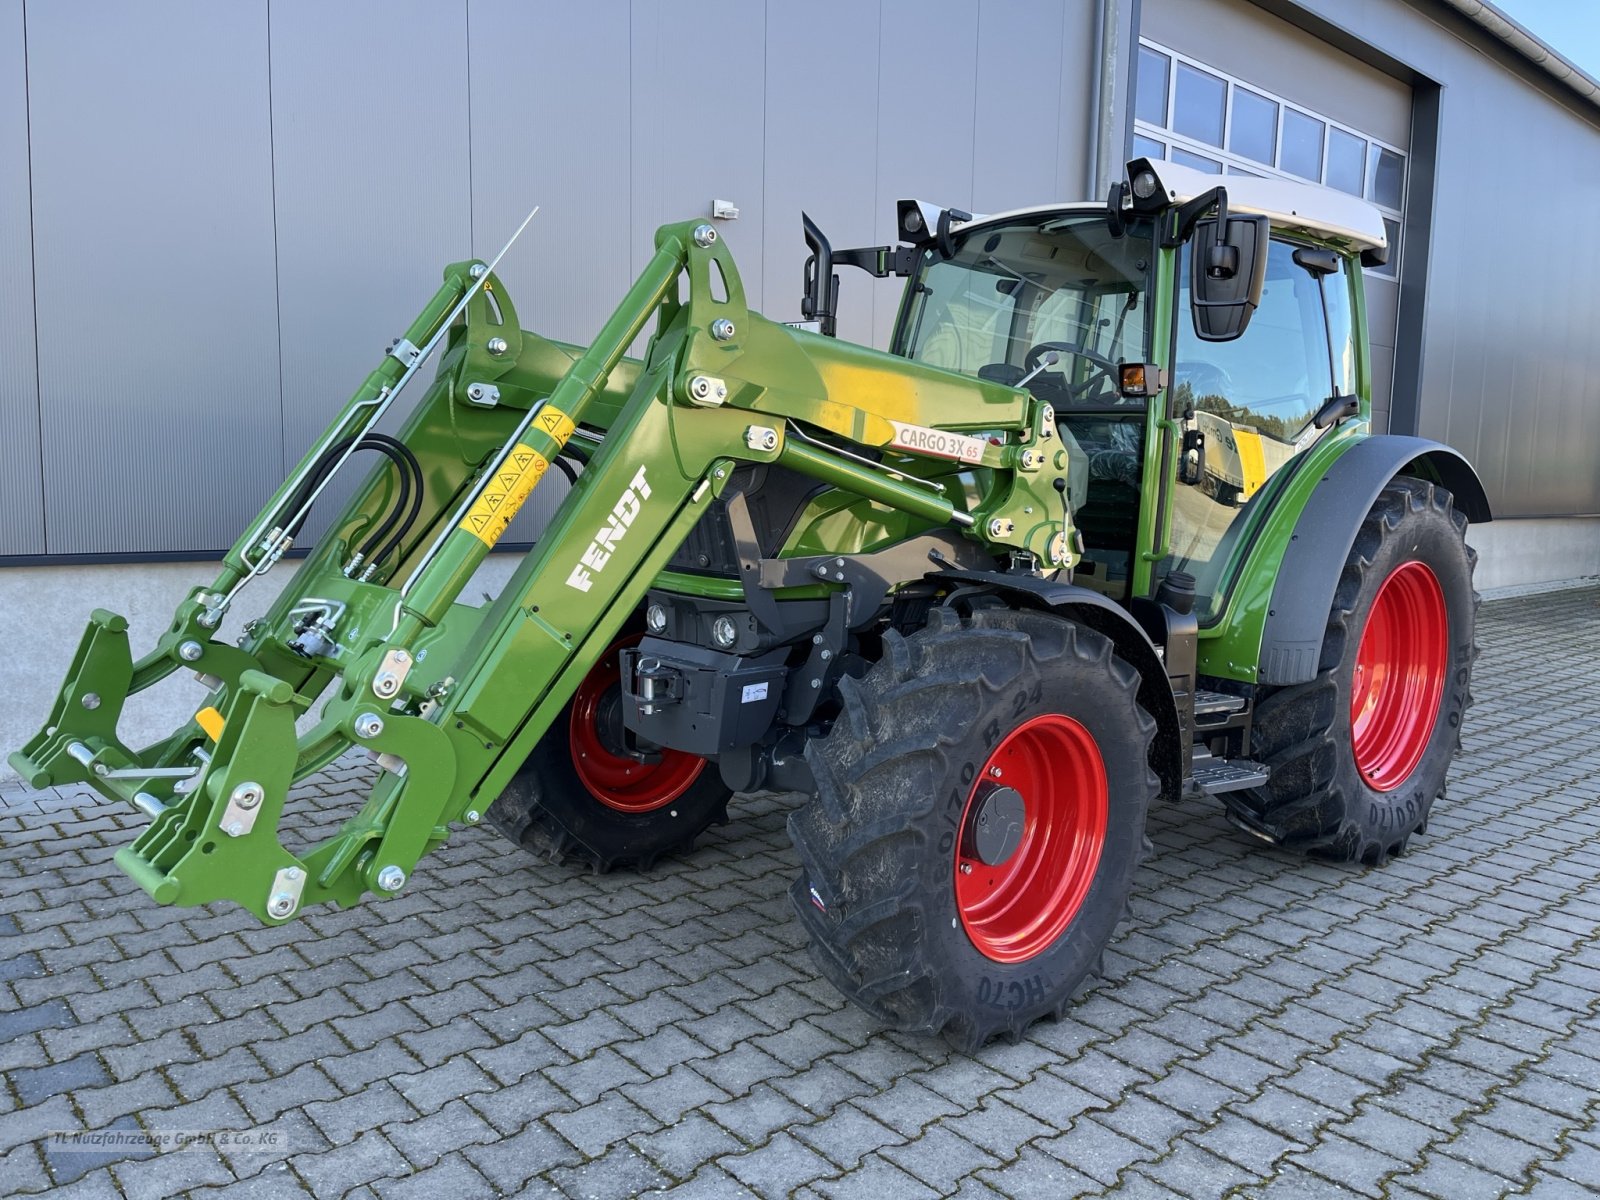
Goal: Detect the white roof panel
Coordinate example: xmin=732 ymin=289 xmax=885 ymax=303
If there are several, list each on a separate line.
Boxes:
xmin=1135 ymin=158 xmax=1388 ymax=253
xmin=933 ymin=159 xmax=1388 ymax=256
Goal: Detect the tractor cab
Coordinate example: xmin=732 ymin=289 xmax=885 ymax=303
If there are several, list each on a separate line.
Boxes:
xmin=889 ymin=206 xmax=1157 ymax=599
xmin=812 ymin=157 xmax=1392 ymax=617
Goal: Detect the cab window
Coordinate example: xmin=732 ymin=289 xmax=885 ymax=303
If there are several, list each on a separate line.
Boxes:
xmin=903 ymin=214 xmax=1153 ymax=402
xmin=1167 ymin=238 xmax=1346 ymax=616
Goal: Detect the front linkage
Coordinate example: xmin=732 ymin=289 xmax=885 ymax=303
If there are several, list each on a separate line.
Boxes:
xmin=11 ymin=218 xmax=1069 ymax=924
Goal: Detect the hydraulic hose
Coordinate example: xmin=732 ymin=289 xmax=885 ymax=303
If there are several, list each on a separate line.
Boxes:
xmin=370 ymin=437 xmax=426 ymax=568
xmin=284 ymin=434 xmax=424 ymax=566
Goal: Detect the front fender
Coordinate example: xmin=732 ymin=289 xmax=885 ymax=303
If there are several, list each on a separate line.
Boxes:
xmin=931 ymin=570 xmax=1184 ymax=803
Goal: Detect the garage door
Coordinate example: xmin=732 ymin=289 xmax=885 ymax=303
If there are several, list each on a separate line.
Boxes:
xmin=1134 ymin=0 xmax=1413 ymax=430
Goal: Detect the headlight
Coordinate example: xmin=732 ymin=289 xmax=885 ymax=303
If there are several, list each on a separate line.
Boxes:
xmin=645 ymin=604 xmax=667 ymax=634
xmin=712 ymin=616 xmax=739 ymax=648
xmin=1131 ymin=169 xmax=1160 ymax=200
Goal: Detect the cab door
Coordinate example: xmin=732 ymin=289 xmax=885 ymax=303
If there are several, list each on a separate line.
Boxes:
xmin=1163 ymin=236 xmax=1359 ymax=619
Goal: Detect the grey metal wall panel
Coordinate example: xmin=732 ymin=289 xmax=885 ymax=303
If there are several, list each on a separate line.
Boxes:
xmin=1420 ymin=73 xmax=1600 ymax=517
xmin=269 ymin=0 xmax=472 ymax=544
xmin=1057 ymin=0 xmax=1108 ymax=199
xmin=0 ymin=0 xmax=42 ymax=555
xmin=1365 ymin=280 xmax=1399 ymax=423
xmin=871 ymin=0 xmax=981 ymax=340
xmin=28 ymin=0 xmax=280 ymax=555
xmin=973 ymin=0 xmax=1071 ymax=214
xmin=761 ymin=0 xmax=882 ymax=347
xmin=468 ymin=0 xmax=632 ymax=543
xmin=1141 ymin=0 xmax=1412 ymax=149
xmin=630 ymin=1 xmax=767 ymax=310
xmin=469 ymin=0 xmax=631 ymax=349
xmin=271 ymin=0 xmax=472 ymax=461
xmin=1278 ymin=0 xmax=1600 ymax=518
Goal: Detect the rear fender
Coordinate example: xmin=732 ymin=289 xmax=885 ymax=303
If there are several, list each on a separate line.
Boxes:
xmin=1253 ymin=436 xmax=1489 ymax=685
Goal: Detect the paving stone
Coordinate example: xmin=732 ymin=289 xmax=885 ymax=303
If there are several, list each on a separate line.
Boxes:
xmin=718 ymin=1129 xmax=840 ymax=1195
xmin=546 ymin=1143 xmax=674 ymax=1200
xmin=792 ymin=1103 xmax=909 ymax=1170
xmin=463 ymin=1119 xmax=584 ymax=1194
xmin=10 ymin=1052 xmax=110 ymax=1106
xmin=974 ymin=1143 xmax=1099 ymax=1199
xmin=632 ymin=1112 xmax=745 ymax=1180
xmin=811 ymin=1152 xmax=942 ymax=1200
xmin=37 ymin=1111 xmax=154 ymax=1185
xmin=703 ymin=1082 xmax=812 ymax=1145
xmin=879 ymin=1122 xmax=1002 ymax=1190
xmin=369 ymin=1152 xmax=489 ymax=1196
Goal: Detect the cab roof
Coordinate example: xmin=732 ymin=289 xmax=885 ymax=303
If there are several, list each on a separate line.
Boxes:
xmin=942 ymin=158 xmax=1388 ymax=256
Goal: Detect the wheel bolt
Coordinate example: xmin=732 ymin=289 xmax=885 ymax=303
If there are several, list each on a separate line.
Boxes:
xmin=959 ymin=863 xmax=973 ymax=875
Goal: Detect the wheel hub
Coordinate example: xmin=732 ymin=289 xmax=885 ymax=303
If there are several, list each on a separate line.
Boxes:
xmin=1350 ymin=560 xmax=1448 ymax=792
xmin=954 ymin=713 xmax=1109 ymax=964
xmin=569 ymin=634 xmax=707 ymax=813
xmin=962 ymin=784 xmax=1026 ymax=867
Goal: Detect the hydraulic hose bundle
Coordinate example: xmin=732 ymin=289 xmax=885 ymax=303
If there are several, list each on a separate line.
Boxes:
xmin=283 ymin=434 xmax=425 ymax=577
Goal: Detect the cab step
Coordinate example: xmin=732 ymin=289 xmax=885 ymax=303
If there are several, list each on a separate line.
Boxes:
xmin=1191 ymin=750 xmax=1269 ymax=795
xmin=1193 ymin=689 xmax=1247 ymax=718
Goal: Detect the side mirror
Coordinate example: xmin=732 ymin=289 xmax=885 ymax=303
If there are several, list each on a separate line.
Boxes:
xmin=1179 ymin=424 xmax=1206 ymax=486
xmin=1190 ymin=215 xmax=1269 ymax=341
xmin=800 ymin=212 xmax=839 ymax=337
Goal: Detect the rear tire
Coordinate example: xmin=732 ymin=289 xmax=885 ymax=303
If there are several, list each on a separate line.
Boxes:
xmin=484 ymin=632 xmax=733 ymax=872
xmin=788 ymin=606 xmax=1158 ymax=1049
xmin=1223 ymin=478 xmax=1478 ymax=863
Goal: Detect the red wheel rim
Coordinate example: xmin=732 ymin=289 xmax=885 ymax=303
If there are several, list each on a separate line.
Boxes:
xmin=955 ymin=714 xmax=1108 ymax=964
xmin=569 ymin=633 xmax=707 ymax=813
xmin=1350 ymin=560 xmax=1448 ymax=792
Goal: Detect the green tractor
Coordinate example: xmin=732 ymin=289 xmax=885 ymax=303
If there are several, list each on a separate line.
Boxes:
xmin=12 ymin=157 xmax=1488 ymax=1048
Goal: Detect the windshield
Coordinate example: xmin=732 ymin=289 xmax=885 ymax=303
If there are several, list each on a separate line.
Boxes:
xmin=902 ymin=213 xmax=1153 ymax=404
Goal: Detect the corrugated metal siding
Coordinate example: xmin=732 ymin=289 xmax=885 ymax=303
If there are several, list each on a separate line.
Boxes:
xmin=268 ymin=0 xmax=473 ymax=543
xmin=26 ymin=0 xmax=282 ymax=556
xmin=1281 ymin=0 xmax=1600 ymax=519
xmin=1 ymin=0 xmax=1110 ymax=558
xmin=761 ymin=0 xmax=884 ymax=349
xmin=0 ymin=0 xmax=42 ymax=555
xmin=7 ymin=0 xmax=1596 ymax=559
xmin=1139 ymin=0 xmax=1413 ymax=428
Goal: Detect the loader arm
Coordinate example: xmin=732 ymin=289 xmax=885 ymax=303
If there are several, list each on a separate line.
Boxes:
xmin=11 ymin=219 xmax=1069 ymax=923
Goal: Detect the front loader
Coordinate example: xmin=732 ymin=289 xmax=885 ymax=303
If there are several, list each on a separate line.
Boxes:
xmin=13 ymin=158 xmax=1491 ymax=1048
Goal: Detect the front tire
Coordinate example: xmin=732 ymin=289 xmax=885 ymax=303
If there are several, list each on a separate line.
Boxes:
xmin=788 ymin=607 xmax=1158 ymax=1049
xmin=1224 ymin=478 xmax=1478 ymax=862
xmin=484 ymin=633 xmax=733 ymax=871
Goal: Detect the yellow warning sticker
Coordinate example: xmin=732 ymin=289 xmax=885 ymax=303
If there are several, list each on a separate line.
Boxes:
xmin=535 ymin=406 xmax=576 ymax=446
xmin=459 ymin=443 xmax=549 ymax=546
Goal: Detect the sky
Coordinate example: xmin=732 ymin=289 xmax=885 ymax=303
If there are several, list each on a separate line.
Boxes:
xmin=1491 ymin=0 xmax=1600 ymax=79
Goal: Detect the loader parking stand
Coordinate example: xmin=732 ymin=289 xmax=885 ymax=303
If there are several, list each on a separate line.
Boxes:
xmin=4 ymin=133 xmax=1600 ymax=1198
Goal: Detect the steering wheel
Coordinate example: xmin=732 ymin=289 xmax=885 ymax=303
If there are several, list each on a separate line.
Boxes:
xmin=1022 ymin=341 xmax=1122 ymax=402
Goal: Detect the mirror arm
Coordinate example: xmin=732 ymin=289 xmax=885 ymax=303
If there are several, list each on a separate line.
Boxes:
xmin=1165 ymin=185 xmax=1230 ymax=248
xmin=935 ymin=208 xmax=973 ymax=260
xmin=1311 ymin=392 xmax=1361 ymax=430
xmin=801 ymin=212 xmax=838 ymax=337
xmin=832 ymin=245 xmax=919 ymax=278
xmin=1106 ymin=180 xmax=1128 ymax=238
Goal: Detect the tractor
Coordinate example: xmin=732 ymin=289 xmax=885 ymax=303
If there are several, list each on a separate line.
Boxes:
xmin=12 ymin=157 xmax=1488 ymax=1048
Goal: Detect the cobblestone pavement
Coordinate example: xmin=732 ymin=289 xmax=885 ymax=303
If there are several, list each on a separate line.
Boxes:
xmin=1 ymin=586 xmax=1597 ymax=1200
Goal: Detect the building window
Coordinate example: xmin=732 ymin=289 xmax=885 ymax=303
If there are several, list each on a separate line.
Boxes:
xmin=1133 ymin=39 xmax=1405 ymax=280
